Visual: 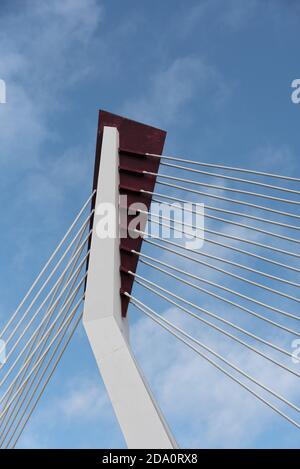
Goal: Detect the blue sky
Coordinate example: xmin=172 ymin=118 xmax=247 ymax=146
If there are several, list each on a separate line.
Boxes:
xmin=0 ymin=0 xmax=300 ymax=448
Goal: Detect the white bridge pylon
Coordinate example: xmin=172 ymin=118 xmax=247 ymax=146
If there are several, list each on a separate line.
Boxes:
xmin=2 ymin=113 xmax=300 ymax=447
xmin=83 ymin=126 xmax=177 ymax=449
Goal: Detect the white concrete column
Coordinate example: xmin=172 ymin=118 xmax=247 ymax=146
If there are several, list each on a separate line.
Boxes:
xmin=83 ymin=126 xmax=177 ymax=449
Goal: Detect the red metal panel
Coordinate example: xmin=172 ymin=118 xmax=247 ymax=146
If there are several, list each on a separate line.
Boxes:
xmin=90 ymin=110 xmax=166 ymax=316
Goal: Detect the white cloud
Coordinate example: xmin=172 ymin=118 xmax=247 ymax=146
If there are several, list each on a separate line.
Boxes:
xmin=1 ymin=0 xmax=299 ymax=450
xmin=131 ymin=306 xmax=299 ymax=448
xmin=34 ymin=0 xmax=103 ymax=41
xmin=0 ymin=0 xmax=103 ymax=276
xmin=57 ymin=378 xmax=109 ymax=421
xmin=252 ymin=144 xmax=296 ymax=174
xmin=15 ymin=374 xmax=119 ymax=449
xmin=129 ymin=170 xmax=300 ymax=448
xmin=0 ymin=0 xmax=103 ymax=167
xmin=122 ymin=56 xmax=230 ymax=128
xmin=180 ymin=0 xmax=259 ymax=36
xmin=220 ymin=0 xmax=258 ymax=31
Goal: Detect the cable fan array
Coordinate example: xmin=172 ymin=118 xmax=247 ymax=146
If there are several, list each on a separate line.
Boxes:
xmin=120 ymin=151 xmax=300 ymax=431
xmin=1 ymin=148 xmax=300 ymax=446
xmin=0 ymin=191 xmax=95 ymax=448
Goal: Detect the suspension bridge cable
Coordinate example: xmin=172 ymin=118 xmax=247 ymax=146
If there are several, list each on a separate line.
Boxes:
xmin=144 ymin=209 xmax=300 ymax=261
xmin=139 ymin=203 xmax=300 ymax=278
xmin=132 ymin=249 xmax=300 ymax=326
xmin=142 ymin=237 xmax=300 ymax=321
xmin=127 ymin=287 xmax=300 ymax=377
xmin=144 ymin=171 xmax=300 ymax=207
xmin=0 ymin=190 xmax=95 ymax=340
xmin=150 ymin=181 xmax=300 ymax=222
xmin=0 ymin=212 xmax=89 ymax=429
xmin=0 ymin=287 xmax=74 ymax=443
xmin=0 ymin=288 xmax=82 ymax=446
xmin=0 ymin=297 xmax=84 ymax=418
xmin=129 ymin=296 xmax=300 ymax=430
xmin=137 ymin=231 xmax=300 ymax=306
xmin=0 ymin=239 xmax=87 ymax=438
xmin=1 ymin=306 xmax=83 ymax=448
xmin=8 ymin=312 xmax=83 ymax=449
xmin=128 ymin=272 xmax=296 ymax=360
xmin=150 ymin=197 xmax=300 ymax=246
xmin=1 ymin=236 xmax=91 ymax=365
xmin=140 ymin=210 xmax=300 ymax=276
xmin=134 ymin=255 xmax=300 ymax=337
xmin=2 ymin=309 xmax=81 ymax=449
xmin=159 ymin=161 xmax=300 ymax=196
xmin=142 ymin=190 xmax=300 ymax=232
xmin=0 ymin=234 xmax=87 ymax=433
xmin=2 ymin=212 xmax=93 ymax=347
xmin=145 ymin=152 xmax=300 ymax=183
xmin=128 ymin=295 xmax=300 ymax=413
xmin=0 ymin=270 xmax=88 ymax=390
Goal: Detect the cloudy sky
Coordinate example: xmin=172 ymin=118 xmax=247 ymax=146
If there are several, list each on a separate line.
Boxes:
xmin=0 ymin=0 xmax=300 ymax=449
